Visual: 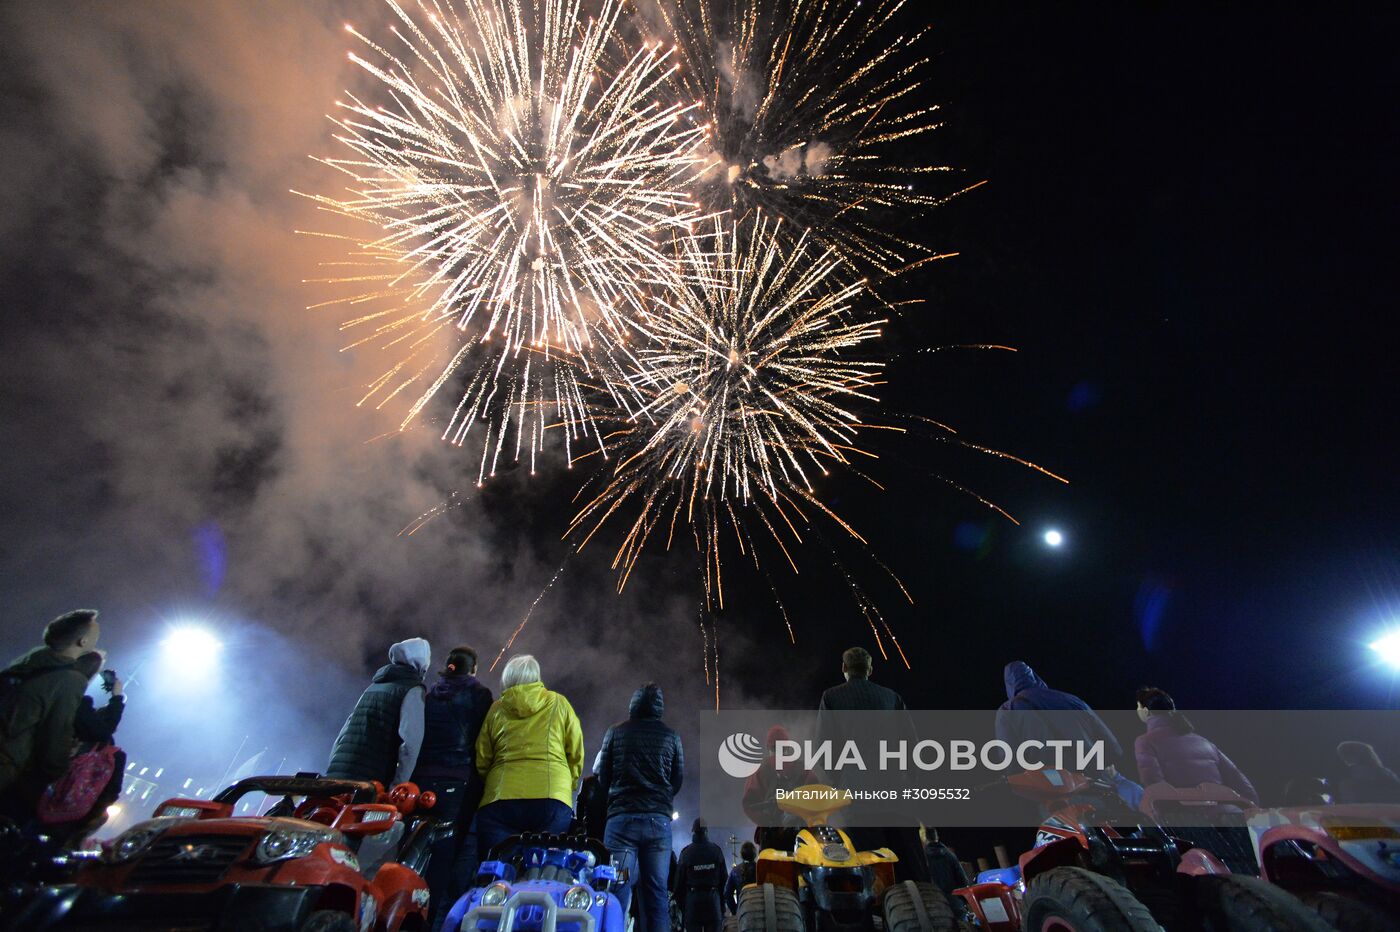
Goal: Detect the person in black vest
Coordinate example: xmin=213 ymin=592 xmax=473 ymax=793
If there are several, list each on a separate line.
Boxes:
xmin=675 ymin=818 xmax=725 ymax=932
xmin=326 ymin=638 xmax=430 ymax=787
xmin=815 ymin=647 xmax=929 ymax=884
xmin=413 ymin=645 xmax=493 ymax=932
xmin=723 ymin=841 xmax=755 ymax=915
xmin=597 ymin=683 xmax=684 ymax=932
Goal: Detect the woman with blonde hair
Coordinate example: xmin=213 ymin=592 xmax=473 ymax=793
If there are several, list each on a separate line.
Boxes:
xmin=475 ymin=654 xmax=584 ymax=858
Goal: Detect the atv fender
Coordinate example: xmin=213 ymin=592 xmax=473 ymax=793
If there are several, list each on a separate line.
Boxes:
xmin=373 ymin=862 xmax=430 ymax=930
xmin=1019 ymin=836 xmax=1088 ymax=884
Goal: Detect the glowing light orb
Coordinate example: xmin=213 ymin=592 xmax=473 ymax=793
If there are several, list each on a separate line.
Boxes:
xmin=1043 ymin=529 xmax=1064 ymax=547
xmin=1370 ymin=630 xmax=1400 ymax=670
xmin=160 ymin=626 xmax=224 ymax=674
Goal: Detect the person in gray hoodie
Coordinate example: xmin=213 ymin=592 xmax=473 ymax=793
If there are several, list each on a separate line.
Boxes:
xmin=326 ymin=638 xmax=430 ymax=787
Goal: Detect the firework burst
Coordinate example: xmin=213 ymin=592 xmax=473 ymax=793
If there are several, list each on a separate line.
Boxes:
xmin=635 ymin=0 xmax=973 ymax=275
xmin=303 ymin=0 xmax=710 ymax=480
xmin=568 ymin=211 xmax=886 ymax=605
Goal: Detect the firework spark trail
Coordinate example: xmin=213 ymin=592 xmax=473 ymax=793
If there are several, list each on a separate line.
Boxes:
xmin=398 ymin=489 xmax=472 ymax=536
xmin=568 ymin=211 xmax=885 ymax=608
xmin=490 ymin=553 xmax=571 ymax=671
xmin=634 ymin=0 xmax=975 ymax=275
xmin=303 ymin=0 xmax=713 ymax=483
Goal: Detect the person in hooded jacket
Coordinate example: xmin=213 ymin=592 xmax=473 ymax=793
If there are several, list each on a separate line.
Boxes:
xmin=413 ymin=645 xmax=493 ymax=932
xmin=596 ymin=683 xmax=684 ymax=932
xmin=1334 ymin=741 xmax=1400 ymax=804
xmin=995 ymin=661 xmax=1142 ymax=807
xmin=326 ymin=637 xmax=430 ymax=787
xmin=675 ymin=818 xmax=726 ymax=932
xmin=1133 ymin=687 xmax=1258 ymax=804
xmin=1 ymin=609 xmax=103 ymax=823
xmin=475 ymin=654 xmax=584 ymax=860
xmin=741 ymin=725 xmax=815 ymax=852
xmin=723 ymin=842 xmax=756 ymax=915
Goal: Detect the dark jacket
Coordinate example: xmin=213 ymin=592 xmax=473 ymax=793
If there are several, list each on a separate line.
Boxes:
xmin=414 ymin=673 xmax=493 ymax=783
xmin=0 ymin=648 xmax=90 ymax=802
xmin=327 ymin=660 xmax=424 ymax=785
xmin=818 ymin=676 xmax=906 ymax=711
xmin=676 ymin=829 xmax=727 ymax=922
xmin=724 ymin=860 xmax=755 ymax=914
xmin=994 ymin=662 xmax=1123 ymax=762
xmin=1334 ymin=761 xmax=1400 ymax=804
xmin=74 ymin=695 xmax=125 ymax=746
xmin=576 ymin=774 xmax=609 ymax=840
xmin=742 ymin=726 xmax=816 ymax=828
xmin=1134 ymin=714 xmax=1258 ymax=803
xmin=596 ymin=685 xmax=684 ymax=819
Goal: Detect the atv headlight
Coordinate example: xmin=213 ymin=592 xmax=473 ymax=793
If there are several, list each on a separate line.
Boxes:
xmin=481 ymin=882 xmax=512 ymax=907
xmin=254 ymin=827 xmax=326 ymax=864
xmin=103 ymin=822 xmax=167 ymax=863
xmin=563 ymin=885 xmax=593 ymax=911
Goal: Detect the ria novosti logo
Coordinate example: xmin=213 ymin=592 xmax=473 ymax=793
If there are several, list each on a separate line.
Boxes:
xmin=717 ymin=732 xmax=764 ymax=778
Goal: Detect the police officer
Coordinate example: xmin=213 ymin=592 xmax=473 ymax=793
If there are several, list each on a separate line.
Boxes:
xmin=675 ymin=818 xmax=726 ymax=932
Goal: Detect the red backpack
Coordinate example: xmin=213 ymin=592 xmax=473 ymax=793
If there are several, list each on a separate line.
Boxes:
xmin=37 ymin=744 xmax=120 ymax=825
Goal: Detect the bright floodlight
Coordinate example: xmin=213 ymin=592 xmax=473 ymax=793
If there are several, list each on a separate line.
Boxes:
xmin=671 ymin=811 xmax=680 ymax=821
xmin=1043 ymin=529 xmax=1064 ymax=547
xmin=160 ymin=626 xmax=223 ymax=676
xmin=1370 ymin=630 xmax=1400 ymax=670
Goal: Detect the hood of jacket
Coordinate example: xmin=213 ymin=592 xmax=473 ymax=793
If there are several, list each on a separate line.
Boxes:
xmin=5 ymin=646 xmax=79 ymax=676
xmin=1003 ymin=661 xmax=1047 ymax=700
xmin=499 ymin=681 xmax=551 ymax=718
xmin=387 ymin=637 xmax=431 ymax=677
xmin=629 ymin=683 xmax=664 ymax=720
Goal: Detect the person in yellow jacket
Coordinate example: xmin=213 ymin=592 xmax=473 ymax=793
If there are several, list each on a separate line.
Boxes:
xmin=475 ymin=654 xmax=584 ymax=859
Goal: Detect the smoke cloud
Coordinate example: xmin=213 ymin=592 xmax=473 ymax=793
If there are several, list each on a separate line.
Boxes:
xmin=0 ymin=0 xmax=760 ymax=802
xmin=762 ymin=141 xmax=835 ymax=180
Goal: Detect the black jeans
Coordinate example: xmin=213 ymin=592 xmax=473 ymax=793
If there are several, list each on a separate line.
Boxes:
xmin=416 ymin=777 xmax=482 ymax=932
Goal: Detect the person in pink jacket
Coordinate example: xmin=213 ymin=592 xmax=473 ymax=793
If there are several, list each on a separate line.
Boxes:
xmin=1134 ymin=687 xmax=1258 ymax=804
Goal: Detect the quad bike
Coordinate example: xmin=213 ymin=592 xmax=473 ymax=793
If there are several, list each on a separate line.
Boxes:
xmin=2 ymin=772 xmax=438 ymax=932
xmin=1246 ymin=803 xmax=1400 ymax=930
xmin=730 ymin=783 xmax=960 ymax=932
xmin=1141 ymin=779 xmax=1400 ymax=928
xmin=953 ymin=770 xmax=1329 ymax=932
xmin=444 ymin=831 xmax=625 ymax=932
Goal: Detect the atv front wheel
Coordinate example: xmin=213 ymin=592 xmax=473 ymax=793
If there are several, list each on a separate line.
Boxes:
xmin=882 ymin=880 xmax=960 ymax=932
xmin=1022 ymin=867 xmax=1162 ymax=932
xmin=737 ymin=883 xmax=805 ymax=932
xmin=1189 ymin=875 xmax=1332 ymax=932
xmin=298 ymin=909 xmax=358 ymax=932
xmin=1298 ymin=890 xmax=1394 ymax=931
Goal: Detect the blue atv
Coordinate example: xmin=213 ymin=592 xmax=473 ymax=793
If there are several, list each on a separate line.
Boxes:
xmin=446 ymin=833 xmax=627 ymax=932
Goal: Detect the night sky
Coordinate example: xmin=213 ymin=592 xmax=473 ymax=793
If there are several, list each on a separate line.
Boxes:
xmin=2 ymin=2 xmax=1398 ymax=789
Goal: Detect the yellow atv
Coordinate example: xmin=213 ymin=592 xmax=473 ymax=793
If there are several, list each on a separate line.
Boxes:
xmin=731 ymin=784 xmax=960 ymax=932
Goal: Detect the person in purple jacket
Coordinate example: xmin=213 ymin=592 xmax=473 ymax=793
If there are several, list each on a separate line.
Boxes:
xmin=1133 ymin=687 xmax=1258 ymax=804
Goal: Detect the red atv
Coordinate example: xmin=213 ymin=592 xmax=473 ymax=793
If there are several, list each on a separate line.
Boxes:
xmin=952 ymin=770 xmax=1329 ymax=932
xmin=1246 ymin=802 xmax=1400 ymax=929
xmin=4 ymin=773 xmax=438 ymax=932
xmin=1142 ymin=780 xmax=1400 ymax=927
